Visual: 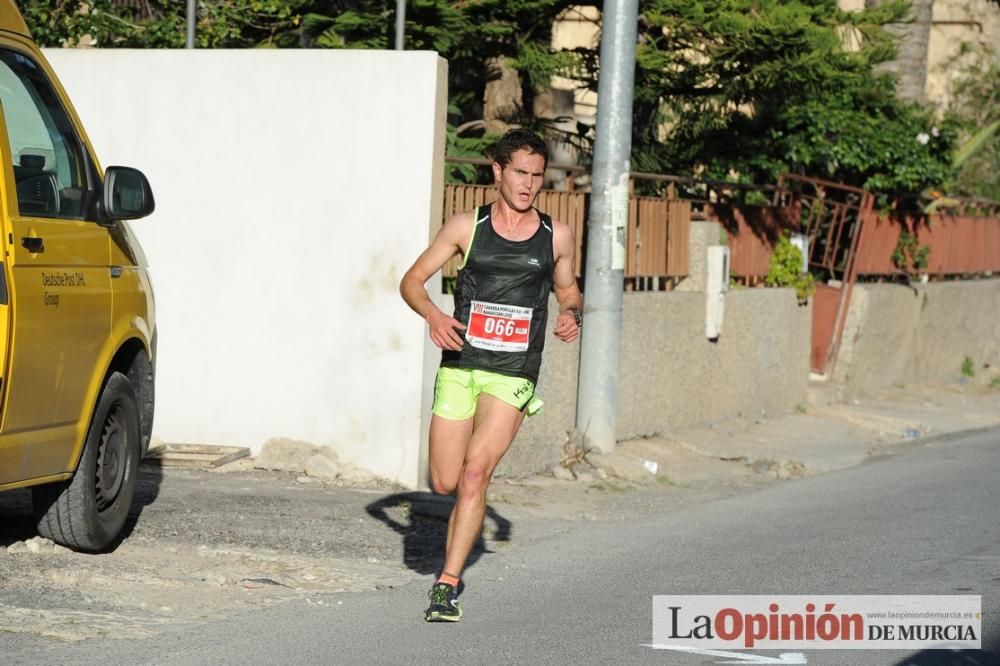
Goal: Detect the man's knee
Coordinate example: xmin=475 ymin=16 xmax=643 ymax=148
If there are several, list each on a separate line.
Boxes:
xmin=458 ymin=463 xmax=490 ymax=497
xmin=430 ymin=471 xmax=458 ymax=495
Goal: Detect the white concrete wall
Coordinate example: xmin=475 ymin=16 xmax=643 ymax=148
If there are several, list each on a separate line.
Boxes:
xmin=43 ymin=49 xmax=447 ymax=487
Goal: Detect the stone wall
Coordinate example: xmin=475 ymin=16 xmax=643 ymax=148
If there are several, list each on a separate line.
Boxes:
xmin=834 ymin=280 xmax=1000 ymax=397
xmin=499 ymin=287 xmax=811 ymax=477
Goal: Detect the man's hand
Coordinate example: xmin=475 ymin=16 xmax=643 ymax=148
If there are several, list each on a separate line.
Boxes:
xmin=427 ymin=308 xmax=466 ymax=350
xmin=552 ymin=309 xmax=580 ymax=343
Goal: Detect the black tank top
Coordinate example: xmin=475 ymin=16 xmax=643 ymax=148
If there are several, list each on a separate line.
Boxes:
xmin=441 ymin=203 xmax=555 ymax=383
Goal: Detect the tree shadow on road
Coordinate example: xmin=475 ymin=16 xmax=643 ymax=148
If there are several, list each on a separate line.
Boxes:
xmin=891 ymin=634 xmax=998 ymax=665
xmin=893 ymin=648 xmax=997 ymax=665
xmin=366 ymin=491 xmax=511 ymax=577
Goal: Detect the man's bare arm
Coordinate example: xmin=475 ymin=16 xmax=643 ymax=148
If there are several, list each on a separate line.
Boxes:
xmin=551 ymin=220 xmax=583 ymax=343
xmin=400 ymin=212 xmax=472 ymax=351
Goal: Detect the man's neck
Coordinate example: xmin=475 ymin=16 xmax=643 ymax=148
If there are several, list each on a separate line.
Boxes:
xmin=493 ymin=200 xmax=536 ymax=230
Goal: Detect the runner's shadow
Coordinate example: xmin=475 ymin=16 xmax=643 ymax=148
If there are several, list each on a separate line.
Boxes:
xmin=366 ymin=491 xmax=511 ymax=576
xmin=893 ymin=648 xmax=997 ymax=665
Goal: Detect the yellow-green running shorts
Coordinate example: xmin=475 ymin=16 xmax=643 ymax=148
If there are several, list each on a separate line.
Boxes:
xmin=432 ymin=367 xmax=543 ymax=420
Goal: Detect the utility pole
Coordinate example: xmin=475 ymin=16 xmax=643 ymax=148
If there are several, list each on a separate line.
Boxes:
xmin=395 ymin=0 xmax=406 ymax=50
xmin=186 ymin=0 xmax=196 ymax=49
xmin=575 ymin=0 xmax=639 ymax=453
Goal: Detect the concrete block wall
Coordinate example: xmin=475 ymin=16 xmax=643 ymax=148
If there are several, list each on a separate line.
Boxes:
xmin=498 ymin=287 xmax=811 ymax=477
xmin=834 ymin=280 xmax=1000 ymax=397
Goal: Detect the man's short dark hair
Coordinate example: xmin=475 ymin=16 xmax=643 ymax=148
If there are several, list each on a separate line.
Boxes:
xmin=490 ymin=129 xmax=549 ymax=169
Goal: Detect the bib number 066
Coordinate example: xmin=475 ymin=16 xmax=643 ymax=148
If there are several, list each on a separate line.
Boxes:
xmin=466 ymin=300 xmax=532 ymax=352
xmin=483 ymin=318 xmax=517 ymax=337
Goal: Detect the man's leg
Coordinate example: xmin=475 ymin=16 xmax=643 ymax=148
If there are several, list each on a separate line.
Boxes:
xmin=424 ymin=370 xmax=527 ymax=621
xmin=441 ymin=393 xmax=524 ymax=579
xmin=428 ymin=415 xmax=473 ymax=566
xmin=428 ymin=415 xmax=473 ymax=495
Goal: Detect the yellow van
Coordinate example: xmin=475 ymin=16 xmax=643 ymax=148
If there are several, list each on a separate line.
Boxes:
xmin=0 ymin=2 xmax=156 ymax=552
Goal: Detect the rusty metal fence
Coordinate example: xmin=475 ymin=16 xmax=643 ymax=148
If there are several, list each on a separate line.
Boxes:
xmin=443 ymin=168 xmax=999 ymax=308
xmin=774 ymin=175 xmax=876 ymax=281
xmin=773 ymin=174 xmax=877 ymax=374
xmin=854 ymin=212 xmax=1000 ymax=275
xmin=701 ymin=203 xmax=799 ymax=280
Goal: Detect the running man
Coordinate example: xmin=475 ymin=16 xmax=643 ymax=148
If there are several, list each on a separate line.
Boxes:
xmin=400 ymin=129 xmax=583 ymax=622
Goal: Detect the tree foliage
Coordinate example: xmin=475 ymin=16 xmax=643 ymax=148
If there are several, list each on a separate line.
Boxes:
xmin=632 ymin=0 xmax=955 ymax=197
xmin=18 ymin=1 xmax=300 ymax=48
xmin=945 ymin=44 xmax=1000 ymax=201
xmin=17 ymin=0 xmax=973 ymax=198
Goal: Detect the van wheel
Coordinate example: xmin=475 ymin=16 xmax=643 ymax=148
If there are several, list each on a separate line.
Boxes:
xmin=32 ymin=372 xmax=141 ymax=553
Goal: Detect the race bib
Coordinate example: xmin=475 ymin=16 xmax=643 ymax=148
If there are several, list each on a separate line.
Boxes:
xmin=466 ymin=300 xmax=532 ymax=352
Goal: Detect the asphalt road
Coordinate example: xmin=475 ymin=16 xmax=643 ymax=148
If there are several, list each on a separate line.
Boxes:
xmin=8 ymin=428 xmax=999 ymax=665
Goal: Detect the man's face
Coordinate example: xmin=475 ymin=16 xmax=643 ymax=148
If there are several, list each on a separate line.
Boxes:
xmin=493 ymin=149 xmax=545 ymax=213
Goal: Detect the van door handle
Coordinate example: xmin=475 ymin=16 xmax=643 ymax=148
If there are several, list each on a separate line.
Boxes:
xmin=21 ymin=236 xmax=44 ymax=253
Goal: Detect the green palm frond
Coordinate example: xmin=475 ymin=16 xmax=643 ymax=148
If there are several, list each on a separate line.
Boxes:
xmin=953 ymin=120 xmax=1000 ymax=170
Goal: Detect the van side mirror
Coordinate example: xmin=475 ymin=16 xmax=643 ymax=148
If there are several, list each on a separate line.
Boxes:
xmin=103 ymin=166 xmax=155 ymax=222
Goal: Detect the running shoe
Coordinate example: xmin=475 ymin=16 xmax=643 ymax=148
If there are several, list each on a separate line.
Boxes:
xmin=424 ymin=582 xmax=462 ymax=622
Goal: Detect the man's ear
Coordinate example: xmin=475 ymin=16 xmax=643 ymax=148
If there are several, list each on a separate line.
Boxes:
xmin=492 ymin=161 xmax=502 ymax=182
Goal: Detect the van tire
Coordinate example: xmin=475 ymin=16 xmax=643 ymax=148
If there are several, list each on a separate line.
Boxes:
xmin=32 ymin=372 xmax=141 ymax=553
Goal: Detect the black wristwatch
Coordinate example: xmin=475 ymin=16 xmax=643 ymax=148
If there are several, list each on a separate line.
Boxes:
xmin=569 ymin=308 xmax=582 ymax=329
